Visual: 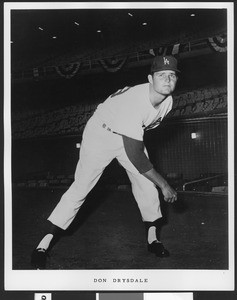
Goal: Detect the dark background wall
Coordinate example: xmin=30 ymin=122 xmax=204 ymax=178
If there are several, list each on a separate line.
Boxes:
xmin=11 ymin=52 xmax=228 ymax=183
xmin=11 ymin=52 xmax=227 ymax=113
xmin=145 ymin=117 xmax=227 ymax=179
xmin=12 ymin=116 xmax=227 ymax=182
xmin=12 ymin=136 xmax=80 ymax=180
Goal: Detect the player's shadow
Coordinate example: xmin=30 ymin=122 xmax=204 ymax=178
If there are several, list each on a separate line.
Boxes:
xmin=62 ymin=188 xmax=112 ymax=237
xmin=45 ymin=187 xmax=113 ymax=253
xmin=62 ymin=160 xmax=128 ymax=236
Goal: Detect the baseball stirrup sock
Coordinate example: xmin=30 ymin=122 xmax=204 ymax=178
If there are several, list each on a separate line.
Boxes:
xmin=36 ymin=233 xmax=54 ymax=251
xmin=148 ymin=226 xmax=159 ymax=244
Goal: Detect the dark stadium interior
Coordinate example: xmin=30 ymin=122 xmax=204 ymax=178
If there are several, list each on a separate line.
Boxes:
xmin=11 ymin=9 xmax=226 ymax=66
xmin=10 ymin=8 xmax=229 ymax=272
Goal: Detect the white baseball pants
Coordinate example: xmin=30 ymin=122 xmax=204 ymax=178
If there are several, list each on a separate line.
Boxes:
xmin=48 ymin=115 xmax=162 ymax=230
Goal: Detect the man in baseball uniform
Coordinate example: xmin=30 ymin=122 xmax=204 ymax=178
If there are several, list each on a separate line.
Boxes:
xmin=31 ymin=55 xmax=179 ymax=269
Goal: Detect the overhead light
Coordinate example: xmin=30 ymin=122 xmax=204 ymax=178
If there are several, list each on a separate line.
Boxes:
xmin=97 ymin=30 xmax=101 ymax=33
xmin=128 ymin=13 xmax=133 ymax=17
xmin=74 ymin=22 xmax=79 ymax=26
xmin=52 ymin=36 xmax=57 ymax=39
xmin=38 ymin=27 xmax=44 ymax=31
xmin=142 ymin=22 xmax=147 ymax=26
xmin=190 ymin=13 xmax=195 ymax=17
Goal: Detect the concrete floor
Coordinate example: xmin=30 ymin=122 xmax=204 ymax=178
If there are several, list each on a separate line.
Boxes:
xmin=12 ymin=187 xmax=228 ymax=270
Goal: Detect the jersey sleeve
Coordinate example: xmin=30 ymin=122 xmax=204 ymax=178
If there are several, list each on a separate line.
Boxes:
xmin=122 ymin=135 xmax=153 ymax=173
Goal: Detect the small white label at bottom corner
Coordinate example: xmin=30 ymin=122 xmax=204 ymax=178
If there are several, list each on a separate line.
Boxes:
xmin=34 ymin=293 xmax=52 ymax=300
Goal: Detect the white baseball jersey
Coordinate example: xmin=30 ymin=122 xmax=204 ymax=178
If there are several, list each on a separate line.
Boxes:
xmin=48 ymin=82 xmax=173 ymax=230
xmin=95 ymin=83 xmax=173 ymax=141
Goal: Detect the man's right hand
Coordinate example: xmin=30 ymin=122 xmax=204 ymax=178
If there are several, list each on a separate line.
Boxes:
xmin=161 ymin=183 xmax=177 ymax=203
xmin=143 ymin=168 xmax=178 ymax=203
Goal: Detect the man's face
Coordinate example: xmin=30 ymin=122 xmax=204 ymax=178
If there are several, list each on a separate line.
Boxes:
xmin=149 ymin=70 xmax=178 ymax=96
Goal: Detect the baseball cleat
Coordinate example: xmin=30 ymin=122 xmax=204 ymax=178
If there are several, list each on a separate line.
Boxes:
xmin=147 ymin=240 xmax=170 ymax=257
xmin=31 ymin=248 xmax=48 ymax=269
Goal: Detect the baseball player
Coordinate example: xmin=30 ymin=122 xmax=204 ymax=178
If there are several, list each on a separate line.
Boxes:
xmin=31 ymin=55 xmax=179 ymax=269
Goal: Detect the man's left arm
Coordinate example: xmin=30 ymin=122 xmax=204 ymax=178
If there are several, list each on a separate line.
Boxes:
xmin=122 ymin=135 xmax=177 ymax=203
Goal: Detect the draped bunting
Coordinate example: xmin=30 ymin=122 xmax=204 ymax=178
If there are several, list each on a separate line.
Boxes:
xmin=98 ymin=56 xmax=129 ymax=73
xmin=13 ymin=33 xmax=227 ymax=81
xmin=149 ymin=42 xmax=190 ymax=56
xmin=149 ymin=34 xmax=227 ymax=57
xmin=55 ymin=62 xmax=81 ymax=79
xmin=208 ymin=34 xmax=227 ymax=52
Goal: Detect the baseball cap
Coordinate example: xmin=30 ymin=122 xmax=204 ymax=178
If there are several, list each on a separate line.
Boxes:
xmin=151 ymin=55 xmax=180 ymax=73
